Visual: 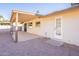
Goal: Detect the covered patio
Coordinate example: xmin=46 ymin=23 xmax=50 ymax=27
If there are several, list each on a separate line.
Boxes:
xmin=17 ymin=31 xmax=44 ymax=42
xmin=10 ymin=10 xmax=40 ymax=42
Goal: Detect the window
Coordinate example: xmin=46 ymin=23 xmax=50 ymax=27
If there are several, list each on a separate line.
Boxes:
xmin=56 ymin=18 xmax=61 ymax=28
xmin=28 ymin=22 xmax=32 ymax=28
xmin=35 ymin=21 xmax=40 ymax=27
xmin=55 ymin=17 xmax=62 ymax=35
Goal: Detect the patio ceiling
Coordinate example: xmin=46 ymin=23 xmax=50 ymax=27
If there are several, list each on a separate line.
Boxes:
xmin=10 ymin=10 xmax=39 ymax=23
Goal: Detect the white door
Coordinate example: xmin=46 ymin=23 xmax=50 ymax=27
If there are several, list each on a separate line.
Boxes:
xmin=54 ymin=17 xmax=62 ymax=40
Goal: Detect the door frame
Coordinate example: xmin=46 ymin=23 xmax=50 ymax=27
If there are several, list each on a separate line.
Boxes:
xmin=54 ymin=16 xmax=62 ymax=40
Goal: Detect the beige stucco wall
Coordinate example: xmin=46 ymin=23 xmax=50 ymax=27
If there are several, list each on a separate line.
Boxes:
xmin=27 ymin=17 xmax=55 ymax=39
xmin=51 ymin=8 xmax=79 ymax=46
xmin=25 ymin=7 xmax=79 ymax=46
xmin=26 ymin=15 xmax=63 ymax=42
xmin=61 ymin=8 xmax=79 ymax=46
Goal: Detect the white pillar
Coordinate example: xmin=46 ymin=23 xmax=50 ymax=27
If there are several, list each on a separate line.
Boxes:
xmin=10 ymin=22 xmax=13 ymax=34
xmin=16 ymin=12 xmax=18 ymax=31
xmin=15 ymin=12 xmax=18 ymax=43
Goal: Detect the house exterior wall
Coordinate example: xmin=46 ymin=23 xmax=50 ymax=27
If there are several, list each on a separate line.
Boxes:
xmin=27 ymin=17 xmax=55 ymax=39
xmin=61 ymin=8 xmax=79 ymax=46
xmin=26 ymin=8 xmax=79 ymax=46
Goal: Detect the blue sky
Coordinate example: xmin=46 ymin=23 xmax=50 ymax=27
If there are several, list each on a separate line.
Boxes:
xmin=0 ymin=3 xmax=71 ymax=20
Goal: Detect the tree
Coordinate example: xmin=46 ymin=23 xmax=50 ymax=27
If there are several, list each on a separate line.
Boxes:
xmin=0 ymin=15 xmax=4 ymax=22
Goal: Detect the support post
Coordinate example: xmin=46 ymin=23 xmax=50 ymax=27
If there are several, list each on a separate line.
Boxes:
xmin=11 ymin=22 xmax=13 ymax=34
xmin=15 ymin=12 xmax=18 ymax=43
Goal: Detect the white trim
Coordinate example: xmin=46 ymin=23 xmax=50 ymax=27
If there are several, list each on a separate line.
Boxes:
xmin=54 ymin=16 xmax=63 ymax=40
xmin=13 ymin=10 xmax=35 ymax=15
xmin=15 ymin=12 xmax=18 ymax=30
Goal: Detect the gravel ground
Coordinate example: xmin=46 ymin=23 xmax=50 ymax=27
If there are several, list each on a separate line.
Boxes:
xmin=0 ymin=29 xmax=79 ymax=56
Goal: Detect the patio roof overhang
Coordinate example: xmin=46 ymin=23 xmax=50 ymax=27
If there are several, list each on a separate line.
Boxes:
xmin=10 ymin=10 xmax=39 ymax=23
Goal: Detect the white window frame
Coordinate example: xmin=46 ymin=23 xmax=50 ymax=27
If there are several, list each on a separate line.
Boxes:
xmin=55 ymin=16 xmax=62 ymax=36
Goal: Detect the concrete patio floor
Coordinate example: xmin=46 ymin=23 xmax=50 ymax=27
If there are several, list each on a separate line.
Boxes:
xmin=0 ymin=29 xmax=79 ymax=56
xmin=18 ymin=31 xmax=43 ymax=42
